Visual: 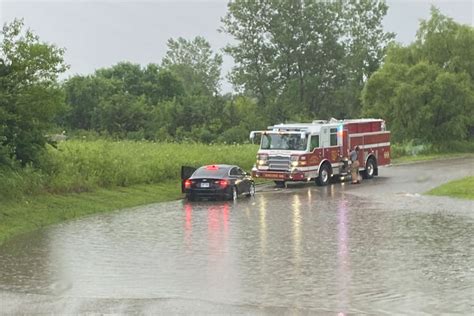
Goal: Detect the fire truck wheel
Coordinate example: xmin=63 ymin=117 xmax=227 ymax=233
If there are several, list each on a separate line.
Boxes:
xmin=274 ymin=181 xmax=285 ymax=188
xmin=362 ymin=157 xmax=376 ymax=179
xmin=316 ymin=163 xmax=331 ymax=186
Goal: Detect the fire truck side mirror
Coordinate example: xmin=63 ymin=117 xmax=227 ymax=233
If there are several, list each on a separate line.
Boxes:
xmin=249 ymin=131 xmax=255 ymax=141
xmin=300 ymin=132 xmax=306 ymax=139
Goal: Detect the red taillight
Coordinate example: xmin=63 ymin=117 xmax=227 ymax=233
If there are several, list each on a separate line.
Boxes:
xmin=218 ymin=180 xmax=228 ymax=188
xmin=184 ymin=179 xmax=192 ymax=189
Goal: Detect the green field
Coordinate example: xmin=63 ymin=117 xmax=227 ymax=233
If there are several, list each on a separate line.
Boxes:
xmin=0 ymin=140 xmax=258 ymax=199
xmin=427 ymin=176 xmax=474 ymax=200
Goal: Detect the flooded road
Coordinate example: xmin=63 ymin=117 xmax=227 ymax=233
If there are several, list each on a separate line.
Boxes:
xmin=1 ymin=157 xmax=473 ymax=314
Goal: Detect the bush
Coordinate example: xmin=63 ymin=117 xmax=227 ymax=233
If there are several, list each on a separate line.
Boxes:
xmin=391 ymin=140 xmax=434 ymax=158
xmin=0 ymin=166 xmax=47 ymax=200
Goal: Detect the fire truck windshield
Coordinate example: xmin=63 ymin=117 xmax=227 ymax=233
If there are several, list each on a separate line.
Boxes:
xmin=261 ymin=133 xmax=307 ymax=151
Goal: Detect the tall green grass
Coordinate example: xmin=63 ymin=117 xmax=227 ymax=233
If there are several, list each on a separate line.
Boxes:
xmin=391 ymin=140 xmax=474 ymax=158
xmin=0 ymin=166 xmax=48 ymax=200
xmin=0 ymin=140 xmax=258 ymax=200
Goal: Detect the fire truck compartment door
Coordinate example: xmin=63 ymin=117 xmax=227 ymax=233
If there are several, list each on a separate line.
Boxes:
xmin=320 ymin=127 xmax=330 ymax=147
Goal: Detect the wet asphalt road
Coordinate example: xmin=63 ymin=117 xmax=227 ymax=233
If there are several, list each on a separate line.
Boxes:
xmin=0 ymin=157 xmax=473 ymax=314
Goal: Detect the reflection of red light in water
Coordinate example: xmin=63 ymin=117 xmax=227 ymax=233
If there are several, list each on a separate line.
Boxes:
xmin=207 ymin=203 xmax=230 ymax=254
xmin=184 ymin=203 xmax=193 ymax=250
xmin=222 ymin=203 xmax=229 ymax=233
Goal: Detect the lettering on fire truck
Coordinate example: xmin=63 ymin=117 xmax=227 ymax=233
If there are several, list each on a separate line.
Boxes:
xmin=249 ymin=118 xmax=391 ymax=186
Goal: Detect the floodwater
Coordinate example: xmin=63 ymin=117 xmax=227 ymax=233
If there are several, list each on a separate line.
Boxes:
xmin=1 ymin=157 xmax=473 ymax=314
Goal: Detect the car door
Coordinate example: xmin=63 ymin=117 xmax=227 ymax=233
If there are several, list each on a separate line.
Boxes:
xmin=229 ymin=167 xmax=243 ymax=194
xmin=236 ymin=167 xmax=250 ymax=193
xmin=181 ymin=166 xmax=196 ymax=193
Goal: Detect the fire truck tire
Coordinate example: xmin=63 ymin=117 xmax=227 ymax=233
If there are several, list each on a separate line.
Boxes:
xmin=362 ymin=157 xmax=376 ymax=179
xmin=274 ymin=181 xmax=285 ymax=188
xmin=316 ymin=163 xmax=331 ymax=186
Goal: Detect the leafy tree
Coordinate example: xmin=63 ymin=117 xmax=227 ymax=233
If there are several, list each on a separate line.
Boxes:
xmin=63 ymin=63 xmax=186 ymax=139
xmin=145 ymin=66 xmax=185 ymax=104
xmin=0 ymin=19 xmax=67 ymax=166
xmin=97 ymin=93 xmax=148 ymax=137
xmin=362 ymin=7 xmax=474 ymax=143
xmin=162 ymin=36 xmax=223 ymax=95
xmin=221 ymin=0 xmax=393 ymax=120
xmin=64 ymin=75 xmax=117 ymax=130
xmin=95 ymin=62 xmax=144 ymax=96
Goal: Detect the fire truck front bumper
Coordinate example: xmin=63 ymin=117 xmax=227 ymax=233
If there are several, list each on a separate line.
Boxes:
xmin=252 ymin=168 xmax=315 ymax=181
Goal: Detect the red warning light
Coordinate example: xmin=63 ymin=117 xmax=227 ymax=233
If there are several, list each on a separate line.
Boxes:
xmin=206 ymin=165 xmax=219 ymax=170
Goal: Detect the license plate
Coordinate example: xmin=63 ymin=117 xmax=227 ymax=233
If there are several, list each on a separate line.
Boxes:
xmin=200 ymin=182 xmax=210 ymax=188
xmin=263 ymin=173 xmax=285 ymax=179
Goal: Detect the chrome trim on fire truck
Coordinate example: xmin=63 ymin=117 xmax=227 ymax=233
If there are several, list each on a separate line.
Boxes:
xmin=358 ymin=142 xmax=390 ymax=149
xmin=349 ymin=131 xmax=391 ymax=137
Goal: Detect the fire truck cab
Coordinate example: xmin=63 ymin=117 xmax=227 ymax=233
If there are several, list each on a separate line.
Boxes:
xmin=250 ymin=118 xmax=391 ymax=186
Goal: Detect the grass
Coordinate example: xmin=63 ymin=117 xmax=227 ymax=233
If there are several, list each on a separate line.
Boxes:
xmin=426 ymin=176 xmax=474 ymax=200
xmin=391 ymin=140 xmax=474 ymax=164
xmin=0 ymin=181 xmax=182 ymax=244
xmin=0 ymin=140 xmax=259 ymax=199
xmin=391 ymin=152 xmax=474 ymax=164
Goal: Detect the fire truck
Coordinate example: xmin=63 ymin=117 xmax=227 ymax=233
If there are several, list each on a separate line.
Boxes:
xmin=249 ymin=118 xmax=391 ymax=186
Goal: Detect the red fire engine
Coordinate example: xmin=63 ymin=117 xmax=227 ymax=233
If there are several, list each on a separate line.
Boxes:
xmin=250 ymin=118 xmax=391 ymax=186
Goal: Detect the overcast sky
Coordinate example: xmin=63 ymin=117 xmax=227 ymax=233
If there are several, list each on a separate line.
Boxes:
xmin=1 ymin=0 xmax=473 ymax=92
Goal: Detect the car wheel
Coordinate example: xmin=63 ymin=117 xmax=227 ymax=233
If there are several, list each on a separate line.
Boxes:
xmin=186 ymin=193 xmax=195 ymax=201
xmin=231 ymin=186 xmax=238 ymax=201
xmin=362 ymin=157 xmax=376 ymax=179
xmin=247 ymin=183 xmax=256 ymax=197
xmin=274 ymin=181 xmax=285 ymax=188
xmin=316 ymin=163 xmax=331 ymax=186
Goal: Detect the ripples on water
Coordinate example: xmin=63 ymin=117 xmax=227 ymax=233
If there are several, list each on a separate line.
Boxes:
xmin=0 ymin=185 xmax=472 ymax=314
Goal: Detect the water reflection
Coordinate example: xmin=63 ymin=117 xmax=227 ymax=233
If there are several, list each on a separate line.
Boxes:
xmin=258 ymin=195 xmax=267 ymax=256
xmin=184 ymin=203 xmax=192 ymax=251
xmin=0 ymin=179 xmax=473 ymax=314
xmin=292 ymin=195 xmax=302 ymax=267
xmin=337 ymin=198 xmax=351 ymax=315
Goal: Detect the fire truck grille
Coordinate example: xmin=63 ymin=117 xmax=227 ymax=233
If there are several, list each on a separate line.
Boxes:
xmin=268 ymin=156 xmax=290 ymax=170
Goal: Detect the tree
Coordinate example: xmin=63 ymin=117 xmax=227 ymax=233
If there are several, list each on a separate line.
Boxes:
xmin=97 ymin=93 xmax=148 ymax=137
xmin=0 ymin=19 xmax=68 ymax=166
xmin=162 ymin=36 xmax=223 ymax=95
xmin=221 ymin=0 xmax=393 ymax=120
xmin=64 ymin=75 xmax=116 ymax=130
xmin=362 ymin=7 xmax=474 ymax=143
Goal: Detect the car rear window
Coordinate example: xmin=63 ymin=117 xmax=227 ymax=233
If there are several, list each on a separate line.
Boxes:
xmin=192 ymin=167 xmax=229 ymax=178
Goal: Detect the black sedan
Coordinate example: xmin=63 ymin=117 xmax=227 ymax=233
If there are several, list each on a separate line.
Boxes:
xmin=182 ymin=164 xmax=255 ymax=201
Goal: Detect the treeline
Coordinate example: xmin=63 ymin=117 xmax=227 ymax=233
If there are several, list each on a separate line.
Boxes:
xmin=363 ymin=8 xmax=474 ymax=143
xmin=1 ymin=1 xmax=473 ymax=169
